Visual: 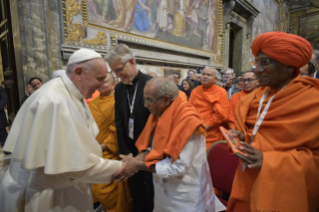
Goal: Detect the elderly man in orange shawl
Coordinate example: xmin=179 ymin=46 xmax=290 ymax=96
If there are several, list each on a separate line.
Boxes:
xmin=89 ymin=73 xmax=131 ymax=212
xmin=228 ymin=71 xmax=258 ymax=129
xmin=227 ymin=32 xmax=319 ymax=212
xmin=112 ymin=77 xmax=226 ymax=212
xmin=189 ymin=67 xmax=229 ymax=149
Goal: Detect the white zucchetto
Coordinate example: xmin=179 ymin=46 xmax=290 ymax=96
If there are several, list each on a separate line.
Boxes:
xmin=67 ymin=48 xmax=102 ymax=65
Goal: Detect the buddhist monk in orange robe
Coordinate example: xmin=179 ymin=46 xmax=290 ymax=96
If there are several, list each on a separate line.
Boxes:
xmin=166 ymin=73 xmax=187 ymax=101
xmin=228 ymin=71 xmax=258 ymax=129
xmin=189 ymin=68 xmax=229 ymax=149
xmin=89 ymin=73 xmax=131 ymax=212
xmin=227 ymin=32 xmax=319 ymax=212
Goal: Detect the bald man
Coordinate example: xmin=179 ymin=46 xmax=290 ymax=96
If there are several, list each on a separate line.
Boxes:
xmin=89 ymin=73 xmax=131 ymax=211
xmin=0 ymin=49 xmax=123 ymax=212
xmin=165 ymin=73 xmax=187 ymax=101
xmin=228 ymin=71 xmax=258 ymax=129
xmin=112 ymin=77 xmax=226 ymax=212
xmin=189 ymin=68 xmax=229 ymax=149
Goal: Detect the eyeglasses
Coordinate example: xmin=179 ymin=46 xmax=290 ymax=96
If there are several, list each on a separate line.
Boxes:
xmin=144 ymin=96 xmax=164 ymax=104
xmin=240 ymin=78 xmax=257 ymax=83
xmin=253 ymin=58 xmax=274 ymax=68
xmin=113 ymin=61 xmax=128 ymax=73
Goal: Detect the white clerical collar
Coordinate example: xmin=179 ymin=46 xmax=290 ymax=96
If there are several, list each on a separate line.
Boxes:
xmin=61 ymin=73 xmax=84 ymax=100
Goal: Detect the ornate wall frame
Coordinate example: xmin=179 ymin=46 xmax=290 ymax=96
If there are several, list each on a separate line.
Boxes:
xmin=289 ymin=7 xmax=319 ymax=34
xmin=61 ymin=0 xmax=225 ymax=67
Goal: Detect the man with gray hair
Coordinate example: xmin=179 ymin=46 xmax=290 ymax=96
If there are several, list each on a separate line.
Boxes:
xmin=106 ymin=44 xmax=154 ymax=212
xmin=223 ymin=68 xmax=240 ymax=99
xmin=112 ymin=77 xmax=226 ymax=212
xmin=310 ymin=49 xmax=319 ymax=79
xmin=0 ymin=48 xmax=123 ymax=211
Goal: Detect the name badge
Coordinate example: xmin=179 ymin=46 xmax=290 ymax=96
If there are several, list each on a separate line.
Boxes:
xmin=129 ymin=118 xmax=134 ymax=139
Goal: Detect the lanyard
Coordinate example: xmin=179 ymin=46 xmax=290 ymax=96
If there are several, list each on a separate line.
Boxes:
xmin=127 ymin=82 xmax=139 ymax=116
xmin=251 ymin=87 xmax=284 ymax=142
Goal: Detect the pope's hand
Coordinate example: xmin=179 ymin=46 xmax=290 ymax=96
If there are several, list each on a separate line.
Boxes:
xmin=112 ymin=154 xmax=138 ymax=183
xmin=239 ymin=142 xmax=263 ymax=169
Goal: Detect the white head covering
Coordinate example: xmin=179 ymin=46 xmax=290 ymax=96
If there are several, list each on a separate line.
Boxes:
xmin=52 ymin=70 xmax=65 ymax=79
xmin=67 ymin=48 xmax=102 ymax=66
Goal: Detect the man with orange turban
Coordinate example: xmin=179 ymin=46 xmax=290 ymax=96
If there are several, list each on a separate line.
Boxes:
xmin=189 ymin=67 xmax=230 ymax=149
xmin=227 ymin=32 xmax=319 ymax=212
xmin=112 ymin=78 xmax=226 ymax=212
xmin=228 ymin=71 xmax=258 ymax=129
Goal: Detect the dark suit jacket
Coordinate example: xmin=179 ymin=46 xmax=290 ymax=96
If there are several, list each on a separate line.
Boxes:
xmin=115 ymin=71 xmax=152 ymax=156
xmin=0 ymin=86 xmax=8 ymax=128
xmin=315 ymin=71 xmax=319 ymax=79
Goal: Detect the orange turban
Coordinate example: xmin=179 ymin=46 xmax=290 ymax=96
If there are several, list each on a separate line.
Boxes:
xmin=251 ymin=32 xmax=313 ymax=75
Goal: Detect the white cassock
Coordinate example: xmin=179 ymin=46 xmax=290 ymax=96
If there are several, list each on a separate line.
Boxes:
xmin=152 ymin=134 xmax=226 ymax=212
xmin=0 ymin=74 xmax=122 ymax=212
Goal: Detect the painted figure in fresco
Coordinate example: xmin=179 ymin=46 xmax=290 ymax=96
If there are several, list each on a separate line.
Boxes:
xmin=169 ymin=0 xmax=187 ymax=37
xmin=109 ymin=0 xmax=136 ymax=31
xmin=156 ymin=0 xmax=173 ymax=32
xmin=134 ymin=0 xmax=151 ymax=31
xmin=205 ymin=1 xmax=216 ymax=51
xmin=88 ymin=0 xmax=110 ymax=23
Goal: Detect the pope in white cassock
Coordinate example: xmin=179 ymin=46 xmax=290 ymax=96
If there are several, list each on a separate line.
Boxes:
xmin=0 ymin=49 xmax=123 ymax=212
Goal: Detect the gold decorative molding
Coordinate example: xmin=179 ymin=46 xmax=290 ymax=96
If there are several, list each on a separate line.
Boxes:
xmin=82 ymin=31 xmax=107 ymax=45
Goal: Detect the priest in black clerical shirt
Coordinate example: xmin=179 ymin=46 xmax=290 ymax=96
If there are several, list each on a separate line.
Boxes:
xmin=106 ymin=44 xmax=153 ymax=212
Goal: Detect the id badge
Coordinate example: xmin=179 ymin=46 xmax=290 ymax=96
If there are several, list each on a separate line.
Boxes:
xmin=129 ymin=118 xmax=134 ymax=139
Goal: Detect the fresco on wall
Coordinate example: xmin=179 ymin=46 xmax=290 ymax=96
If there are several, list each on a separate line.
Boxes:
xmin=86 ymin=0 xmax=218 ymax=52
xmin=250 ymin=0 xmax=280 ymax=61
xmin=299 ymin=15 xmax=319 ymax=50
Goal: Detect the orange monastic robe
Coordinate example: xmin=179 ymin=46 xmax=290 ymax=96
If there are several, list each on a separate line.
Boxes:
xmin=89 ymin=95 xmax=131 ymax=212
xmin=228 ymin=90 xmax=249 ymax=129
xmin=178 ymin=90 xmax=187 ymax=102
xmin=227 ymin=77 xmax=319 ymax=212
xmin=189 ymin=85 xmax=229 ymax=150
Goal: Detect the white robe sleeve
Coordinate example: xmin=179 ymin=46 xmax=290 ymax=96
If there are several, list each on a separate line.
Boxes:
xmin=155 ymin=135 xmax=198 ymax=178
xmin=65 ymin=158 xmax=122 ymax=184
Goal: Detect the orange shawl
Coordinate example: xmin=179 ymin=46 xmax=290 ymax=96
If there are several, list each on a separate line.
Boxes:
xmin=135 ymin=96 xmax=205 ymax=168
xmin=227 ymin=77 xmax=319 ymax=212
xmin=228 ymin=90 xmax=249 ymax=129
xmin=178 ymin=90 xmax=187 ymax=102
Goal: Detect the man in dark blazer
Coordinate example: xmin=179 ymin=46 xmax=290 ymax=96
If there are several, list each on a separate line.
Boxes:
xmin=0 ymin=86 xmax=9 ymax=154
xmin=107 ymin=44 xmax=153 ymax=212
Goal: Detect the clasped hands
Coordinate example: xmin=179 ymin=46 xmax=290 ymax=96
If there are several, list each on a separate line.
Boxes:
xmin=229 ymin=129 xmax=264 ymax=169
xmin=112 ymin=154 xmax=139 ymax=183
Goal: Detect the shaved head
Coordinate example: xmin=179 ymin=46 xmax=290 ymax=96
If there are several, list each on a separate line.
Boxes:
xmin=200 ymin=67 xmax=217 ymax=88
xmin=108 ymin=72 xmax=116 ymax=84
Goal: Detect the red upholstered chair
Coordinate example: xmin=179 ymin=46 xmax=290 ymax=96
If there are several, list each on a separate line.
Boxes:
xmin=207 ymin=140 xmax=239 ymax=208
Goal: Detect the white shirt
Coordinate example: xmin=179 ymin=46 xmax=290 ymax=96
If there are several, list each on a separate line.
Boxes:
xmin=152 ymin=134 xmax=226 ymax=212
xmin=0 ymin=74 xmax=122 ymax=212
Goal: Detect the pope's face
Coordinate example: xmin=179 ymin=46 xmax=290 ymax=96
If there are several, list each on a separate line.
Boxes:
xmin=109 ymin=58 xmax=137 ymax=85
xmin=81 ymin=58 xmax=107 ymax=99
